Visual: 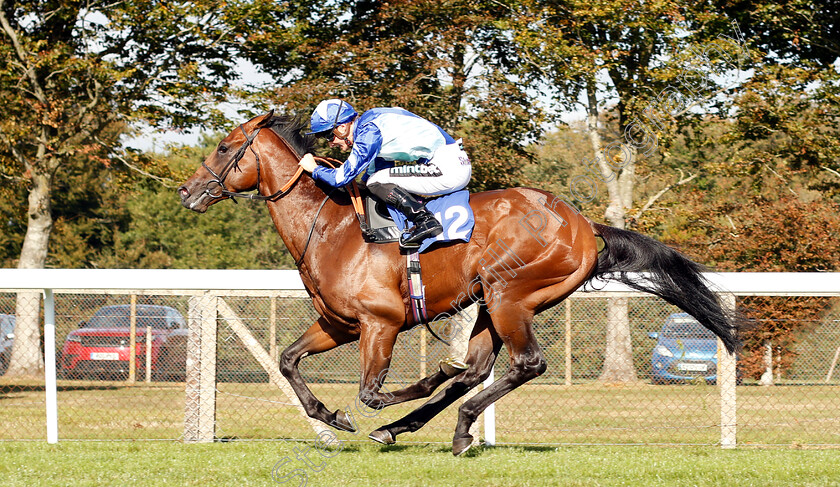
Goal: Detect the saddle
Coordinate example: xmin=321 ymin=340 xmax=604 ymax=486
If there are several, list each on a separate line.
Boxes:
xmin=347 ymin=182 xmax=474 ymax=252
xmin=360 ymin=193 xmax=403 ymax=244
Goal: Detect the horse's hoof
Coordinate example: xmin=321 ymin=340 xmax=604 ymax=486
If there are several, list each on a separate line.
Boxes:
xmin=330 ymin=409 xmax=357 ymax=432
xmin=452 ymin=435 xmax=474 ymax=456
xmin=368 ymin=429 xmax=396 ymax=445
xmin=440 ymin=357 xmax=469 ymax=377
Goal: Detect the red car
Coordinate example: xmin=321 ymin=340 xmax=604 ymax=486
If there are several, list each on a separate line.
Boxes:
xmin=59 ymin=304 xmax=188 ymax=381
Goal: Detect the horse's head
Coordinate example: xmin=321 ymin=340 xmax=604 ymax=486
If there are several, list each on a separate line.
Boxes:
xmin=178 ymin=111 xmax=277 ymax=213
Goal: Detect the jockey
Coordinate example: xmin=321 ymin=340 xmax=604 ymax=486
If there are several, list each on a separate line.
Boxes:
xmin=298 ymin=99 xmax=472 ymax=248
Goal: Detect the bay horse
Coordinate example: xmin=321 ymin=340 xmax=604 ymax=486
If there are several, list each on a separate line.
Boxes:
xmin=178 ymin=111 xmax=740 ymax=455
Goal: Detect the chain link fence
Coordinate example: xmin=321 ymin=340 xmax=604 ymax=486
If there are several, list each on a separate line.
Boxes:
xmin=0 ymin=287 xmax=838 ymax=446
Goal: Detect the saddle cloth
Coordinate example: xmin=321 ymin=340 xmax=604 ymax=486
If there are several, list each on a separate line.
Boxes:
xmin=381 ymin=190 xmax=475 ymax=253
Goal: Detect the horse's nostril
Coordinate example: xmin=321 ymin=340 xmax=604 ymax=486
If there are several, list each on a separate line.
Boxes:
xmin=178 ymin=186 xmax=190 ymax=199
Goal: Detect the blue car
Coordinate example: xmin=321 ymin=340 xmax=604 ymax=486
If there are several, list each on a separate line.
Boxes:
xmin=648 ymin=313 xmax=718 ymax=384
xmin=0 ymin=314 xmax=15 ymax=376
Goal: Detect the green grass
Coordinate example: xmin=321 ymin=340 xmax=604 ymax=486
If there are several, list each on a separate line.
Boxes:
xmin=1 ymin=442 xmax=839 ymax=486
xmin=3 ymin=380 xmax=840 ymax=446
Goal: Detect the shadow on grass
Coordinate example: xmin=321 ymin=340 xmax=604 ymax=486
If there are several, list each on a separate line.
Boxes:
xmin=375 ymin=443 xmax=561 ymax=457
xmin=376 ymin=444 xmax=429 ymax=453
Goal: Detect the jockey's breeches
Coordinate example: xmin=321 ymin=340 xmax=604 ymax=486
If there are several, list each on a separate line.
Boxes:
xmin=367 ymin=139 xmax=471 ymax=197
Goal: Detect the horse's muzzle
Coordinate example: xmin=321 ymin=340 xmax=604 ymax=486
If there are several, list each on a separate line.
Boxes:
xmin=177 ymin=185 xmax=208 ymax=213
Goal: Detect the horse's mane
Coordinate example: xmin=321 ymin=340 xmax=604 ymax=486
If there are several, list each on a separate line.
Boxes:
xmin=262 ymin=114 xmax=317 ymax=158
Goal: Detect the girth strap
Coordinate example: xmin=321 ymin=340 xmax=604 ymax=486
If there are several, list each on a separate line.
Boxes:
xmin=407 ymin=251 xmax=450 ymax=345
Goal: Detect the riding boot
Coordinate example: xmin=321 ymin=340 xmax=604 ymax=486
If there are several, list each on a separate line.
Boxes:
xmin=383 ymin=186 xmax=443 ymax=247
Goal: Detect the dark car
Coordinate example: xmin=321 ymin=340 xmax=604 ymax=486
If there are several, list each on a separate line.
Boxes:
xmin=648 ymin=313 xmax=718 ymax=384
xmin=0 ymin=314 xmax=15 ymax=376
xmin=59 ymin=305 xmax=188 ymax=381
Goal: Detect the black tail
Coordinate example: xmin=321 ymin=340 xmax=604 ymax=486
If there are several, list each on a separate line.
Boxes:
xmin=589 ymin=222 xmax=740 ymax=353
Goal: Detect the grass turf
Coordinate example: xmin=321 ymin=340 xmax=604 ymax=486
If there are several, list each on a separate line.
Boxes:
xmin=2 ymin=442 xmax=839 ymax=486
xmin=4 ymin=380 xmax=840 ymax=446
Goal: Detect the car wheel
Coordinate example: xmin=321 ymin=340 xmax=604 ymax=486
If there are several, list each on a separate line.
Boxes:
xmin=57 ymin=368 xmax=78 ymax=380
xmin=154 ymin=349 xmax=179 ymax=382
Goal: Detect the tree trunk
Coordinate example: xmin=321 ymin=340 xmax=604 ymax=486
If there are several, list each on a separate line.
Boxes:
xmin=585 ymin=81 xmax=624 ymax=229
xmin=6 ymin=170 xmax=53 ymax=377
xmin=585 ymin=80 xmax=638 ymax=383
xmin=599 ymin=297 xmax=638 ymax=382
xmin=449 ymin=41 xmax=467 ymax=131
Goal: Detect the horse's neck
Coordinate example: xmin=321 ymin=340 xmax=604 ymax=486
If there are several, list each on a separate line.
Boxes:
xmin=260 ymin=165 xmax=353 ymax=264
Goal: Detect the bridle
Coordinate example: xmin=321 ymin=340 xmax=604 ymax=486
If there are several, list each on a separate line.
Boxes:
xmin=198 ymin=121 xmax=341 ymax=268
xmin=200 ymin=123 xmax=305 ymax=203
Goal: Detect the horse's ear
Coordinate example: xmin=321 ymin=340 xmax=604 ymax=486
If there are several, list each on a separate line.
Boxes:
xmin=256 ymin=109 xmax=275 ymax=128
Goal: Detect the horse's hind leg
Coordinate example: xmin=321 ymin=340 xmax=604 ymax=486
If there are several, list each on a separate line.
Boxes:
xmin=367 ymin=368 xmax=452 ymax=406
xmin=279 ymin=317 xmax=359 ymax=431
xmin=451 ymin=303 xmax=547 ymax=455
xmin=448 ymin=246 xmax=597 ymax=455
xmin=369 ymin=309 xmax=502 ymax=445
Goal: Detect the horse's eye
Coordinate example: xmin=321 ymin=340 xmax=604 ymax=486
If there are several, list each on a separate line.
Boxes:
xmin=218 ymin=145 xmax=228 ymax=154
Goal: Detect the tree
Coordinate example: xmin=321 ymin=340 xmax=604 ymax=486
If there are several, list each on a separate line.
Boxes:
xmin=720 ymin=0 xmax=840 ymax=68
xmin=654 ymin=67 xmax=840 ymax=381
xmin=652 ymin=0 xmax=840 ymax=381
xmin=96 ymin=137 xmax=296 ymax=270
xmin=0 ymin=0 xmax=252 ymax=377
xmin=234 ymin=0 xmax=543 ymax=190
xmin=504 ymin=0 xmax=752 ymax=382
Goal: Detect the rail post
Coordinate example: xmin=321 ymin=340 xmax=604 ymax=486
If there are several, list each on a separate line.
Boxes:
xmin=719 ymin=293 xmax=737 ymax=449
xmin=184 ymin=293 xmax=218 ymax=443
xmin=44 ymin=289 xmax=58 ymax=444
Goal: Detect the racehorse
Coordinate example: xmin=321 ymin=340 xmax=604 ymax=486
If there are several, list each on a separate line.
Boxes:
xmin=178 ymin=111 xmax=741 ymax=455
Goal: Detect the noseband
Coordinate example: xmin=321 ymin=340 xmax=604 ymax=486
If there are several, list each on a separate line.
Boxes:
xmin=198 ymin=122 xmax=342 ymax=268
xmin=201 ymin=124 xmax=305 ymax=202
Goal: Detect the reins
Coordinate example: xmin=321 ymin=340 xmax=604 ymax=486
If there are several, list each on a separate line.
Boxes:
xmin=293 ymin=156 xmax=343 ymax=268
xmin=201 ymin=122 xmax=349 ymax=267
xmin=292 ymin=155 xmax=372 ymax=267
xmin=201 ymin=124 xmax=307 ymax=203
xmin=294 ymin=190 xmax=333 ymax=268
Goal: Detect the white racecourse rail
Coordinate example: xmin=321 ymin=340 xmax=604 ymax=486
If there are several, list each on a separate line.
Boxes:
xmin=0 ymin=269 xmax=838 ymax=445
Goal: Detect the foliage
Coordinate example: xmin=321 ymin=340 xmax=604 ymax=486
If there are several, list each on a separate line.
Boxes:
xmin=721 ymin=0 xmax=840 ymax=67
xmin=234 ymin=0 xmax=542 ymax=190
xmin=519 ymin=1 xmax=840 ymax=379
xmin=723 ymin=64 xmax=840 ymax=201
xmin=0 ymin=1 xmax=275 ymax=273
xmin=98 ymin=187 xmax=293 ymax=269
xmin=665 ymin=188 xmax=840 ymax=379
xmin=629 ymin=64 xmax=840 ymax=379
xmin=1 ymin=0 xmax=839 ymax=378
xmin=0 ymin=181 xmax=25 ymax=266
xmin=97 ymin=136 xmax=295 ymax=270
xmin=0 ymin=0 xmax=249 ymax=186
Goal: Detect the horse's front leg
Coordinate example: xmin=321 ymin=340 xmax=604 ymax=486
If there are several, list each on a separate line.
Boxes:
xmin=362 ymin=365 xmax=452 ymax=408
xmin=279 ymin=317 xmax=359 ymax=432
xmin=355 ymin=320 xmax=404 ymax=411
xmin=356 ymin=303 xmax=479 ymax=407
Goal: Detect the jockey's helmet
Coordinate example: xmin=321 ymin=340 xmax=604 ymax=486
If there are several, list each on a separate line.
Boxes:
xmin=307 ymin=99 xmax=358 ymax=136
